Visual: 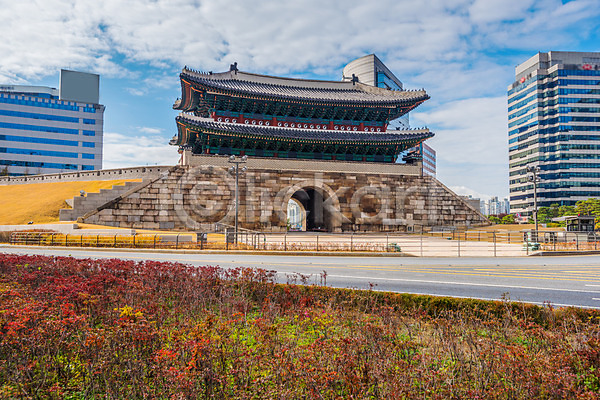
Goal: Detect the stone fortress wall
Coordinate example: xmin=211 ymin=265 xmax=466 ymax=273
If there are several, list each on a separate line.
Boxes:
xmin=72 ymin=155 xmax=489 ymax=232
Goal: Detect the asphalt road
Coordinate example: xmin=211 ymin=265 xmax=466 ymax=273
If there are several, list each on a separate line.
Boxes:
xmin=2 ymin=245 xmax=600 ymax=309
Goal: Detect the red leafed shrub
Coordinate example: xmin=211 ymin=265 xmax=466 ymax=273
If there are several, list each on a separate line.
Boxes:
xmin=1 ymin=253 xmax=600 ymax=398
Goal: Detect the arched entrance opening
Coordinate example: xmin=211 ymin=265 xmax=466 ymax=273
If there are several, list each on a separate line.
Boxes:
xmin=289 ymin=187 xmax=335 ymax=232
xmin=287 ymin=198 xmax=306 ymax=231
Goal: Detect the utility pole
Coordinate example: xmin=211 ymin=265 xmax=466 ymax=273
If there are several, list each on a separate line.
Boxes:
xmin=527 ymin=165 xmax=540 ymax=239
xmin=228 ymin=155 xmax=248 ymax=244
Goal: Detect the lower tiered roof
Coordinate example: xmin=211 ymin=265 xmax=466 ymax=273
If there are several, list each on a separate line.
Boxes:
xmin=174 ymin=114 xmax=433 ymax=163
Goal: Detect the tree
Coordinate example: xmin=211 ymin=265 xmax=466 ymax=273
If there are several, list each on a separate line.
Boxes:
xmin=501 ymin=214 xmax=515 ymax=224
xmin=488 ymin=215 xmax=501 ymax=224
xmin=0 ymin=166 xmax=8 ymax=176
xmin=575 ymin=199 xmax=600 ymax=230
xmin=575 ymin=198 xmax=600 ymax=217
xmin=559 ymin=205 xmax=576 ymax=216
xmin=537 ymin=203 xmax=563 ymax=224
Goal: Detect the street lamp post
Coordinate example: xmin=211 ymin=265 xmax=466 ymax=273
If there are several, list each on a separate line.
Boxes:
xmin=228 ymin=155 xmax=248 ymax=244
xmin=527 ymin=165 xmax=540 ymax=238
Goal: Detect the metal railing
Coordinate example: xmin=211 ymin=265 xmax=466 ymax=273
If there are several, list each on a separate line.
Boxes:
xmin=214 ymin=222 xmax=267 ymax=250
xmin=5 ymin=229 xmax=600 ymax=256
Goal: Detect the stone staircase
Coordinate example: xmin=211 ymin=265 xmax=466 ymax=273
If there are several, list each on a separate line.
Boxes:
xmin=59 ymin=180 xmax=151 ymax=221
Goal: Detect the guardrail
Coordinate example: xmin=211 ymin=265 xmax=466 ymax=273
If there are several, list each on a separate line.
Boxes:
xmin=7 ymin=231 xmax=267 ymax=251
xmin=5 ymin=229 xmax=600 ymax=256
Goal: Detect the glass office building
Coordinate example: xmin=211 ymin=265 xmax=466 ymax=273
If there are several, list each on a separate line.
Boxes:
xmin=508 ymin=51 xmax=600 ymax=215
xmin=343 ymin=54 xmax=410 ymax=129
xmin=0 ymin=70 xmax=104 ymax=175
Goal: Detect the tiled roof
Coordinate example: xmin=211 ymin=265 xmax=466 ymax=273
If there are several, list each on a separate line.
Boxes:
xmin=181 ymin=68 xmax=428 ymax=105
xmin=177 ymin=114 xmax=433 ymax=143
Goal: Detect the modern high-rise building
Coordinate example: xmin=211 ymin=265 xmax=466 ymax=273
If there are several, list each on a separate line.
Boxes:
xmin=343 ymin=54 xmax=410 ymax=129
xmin=343 ymin=54 xmax=436 ymax=173
xmin=420 ymin=142 xmax=436 ymax=177
xmin=0 ymin=69 xmax=104 ymax=175
xmin=508 ymin=51 xmax=600 ymax=215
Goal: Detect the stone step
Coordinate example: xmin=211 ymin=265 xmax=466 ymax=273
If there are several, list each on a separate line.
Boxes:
xmin=60 ymin=179 xmax=151 ymax=221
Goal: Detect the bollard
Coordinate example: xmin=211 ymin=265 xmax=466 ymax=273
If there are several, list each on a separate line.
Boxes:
xmin=493 ymin=232 xmax=497 ymax=257
xmin=386 ymin=233 xmax=389 ymax=252
xmin=154 ymin=234 xmax=157 ymax=249
xmin=133 ymin=234 xmax=136 ymax=248
xmin=176 ymin=234 xmax=180 ymax=250
xmin=350 ymin=233 xmax=353 ymax=252
xmin=96 ymin=234 xmax=100 ymax=247
xmin=316 ymin=234 xmax=319 ymax=252
xmin=284 ymin=233 xmax=287 ymax=252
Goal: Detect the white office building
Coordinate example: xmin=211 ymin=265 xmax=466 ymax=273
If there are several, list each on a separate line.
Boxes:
xmin=0 ymin=69 xmax=104 ymax=175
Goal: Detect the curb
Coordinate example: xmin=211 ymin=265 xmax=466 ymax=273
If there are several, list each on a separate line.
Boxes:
xmin=531 ymin=250 xmax=600 ymax=256
xmin=0 ymin=244 xmax=412 ymax=257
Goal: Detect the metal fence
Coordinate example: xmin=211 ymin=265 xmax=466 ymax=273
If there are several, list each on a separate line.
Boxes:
xmin=6 ymin=229 xmax=600 ymax=256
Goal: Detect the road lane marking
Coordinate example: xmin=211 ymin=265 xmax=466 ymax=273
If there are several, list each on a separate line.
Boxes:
xmin=5 ymin=248 xmax=600 ymax=283
xmin=321 ymin=283 xmax=600 ymax=309
xmin=325 ymin=274 xmax=600 ymax=293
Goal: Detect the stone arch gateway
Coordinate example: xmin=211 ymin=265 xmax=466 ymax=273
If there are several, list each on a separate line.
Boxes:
xmin=81 ymin=155 xmax=489 ymax=232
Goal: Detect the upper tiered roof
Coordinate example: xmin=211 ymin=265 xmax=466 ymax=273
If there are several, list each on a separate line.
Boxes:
xmin=174 ymin=65 xmax=429 ymax=122
xmin=178 ymin=67 xmax=428 ymax=104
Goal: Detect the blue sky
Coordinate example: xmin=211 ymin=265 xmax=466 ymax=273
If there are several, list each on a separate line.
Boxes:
xmin=1 ymin=0 xmax=599 ymax=200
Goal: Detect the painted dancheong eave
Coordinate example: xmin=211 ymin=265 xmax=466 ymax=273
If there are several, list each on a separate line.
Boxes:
xmin=174 ymin=67 xmax=429 ymax=123
xmin=173 ymin=114 xmax=433 ymax=163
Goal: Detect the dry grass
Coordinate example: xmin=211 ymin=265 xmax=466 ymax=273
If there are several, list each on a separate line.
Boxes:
xmin=0 ymin=179 xmax=141 ymax=225
xmin=472 ymin=223 xmax=563 ymax=232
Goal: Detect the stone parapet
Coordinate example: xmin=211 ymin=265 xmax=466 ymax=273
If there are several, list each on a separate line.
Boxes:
xmin=0 ymin=166 xmax=171 ymax=185
xmin=183 ymin=152 xmax=422 ymax=176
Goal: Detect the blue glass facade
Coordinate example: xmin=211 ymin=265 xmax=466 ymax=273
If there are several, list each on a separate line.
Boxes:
xmin=0 ymin=84 xmax=103 ymax=175
xmin=508 ymin=52 xmax=600 ymax=215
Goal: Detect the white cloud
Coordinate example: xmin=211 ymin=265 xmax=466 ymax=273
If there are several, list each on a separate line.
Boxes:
xmin=449 ymin=185 xmax=494 ymax=201
xmin=137 ymin=127 xmax=163 ymax=135
xmin=126 ymin=88 xmax=146 ymax=96
xmin=413 ymin=96 xmax=507 ymax=164
xmin=413 ymin=96 xmax=509 ymax=197
xmin=102 ymin=132 xmax=179 ymax=169
xmin=469 ymin=0 xmax=536 ymax=24
xmin=1 ymin=0 xmax=598 ymax=198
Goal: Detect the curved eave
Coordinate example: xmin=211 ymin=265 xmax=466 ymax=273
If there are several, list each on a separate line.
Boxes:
xmin=177 ymin=71 xmax=429 ymax=111
xmin=174 ymin=115 xmax=433 ymax=146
